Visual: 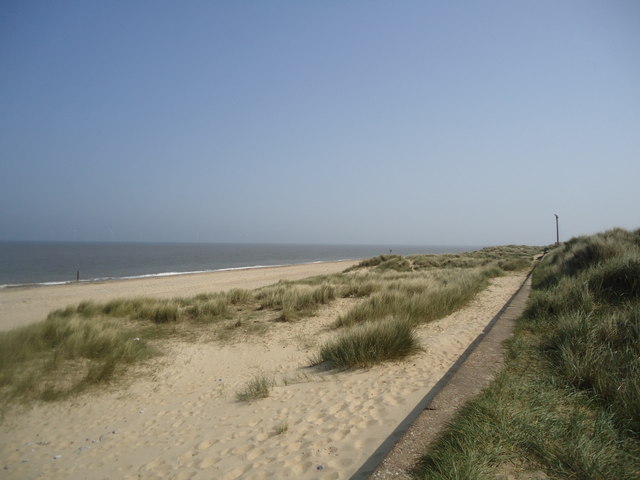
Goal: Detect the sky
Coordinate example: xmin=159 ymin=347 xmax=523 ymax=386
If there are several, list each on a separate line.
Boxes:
xmin=1 ymin=1 xmax=639 ymax=247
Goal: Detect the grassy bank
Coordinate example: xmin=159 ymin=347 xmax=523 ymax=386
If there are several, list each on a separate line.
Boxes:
xmin=316 ymin=316 xmax=421 ymax=369
xmin=0 ymin=245 xmax=539 ymax=406
xmin=413 ymin=228 xmax=640 ymax=479
xmin=314 ymin=245 xmax=538 ymax=369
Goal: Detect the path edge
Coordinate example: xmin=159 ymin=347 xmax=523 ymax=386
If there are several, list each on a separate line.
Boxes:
xmin=350 ymin=265 xmax=537 ymax=480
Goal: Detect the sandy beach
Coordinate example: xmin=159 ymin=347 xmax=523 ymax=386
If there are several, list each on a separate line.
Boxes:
xmin=0 ymin=262 xmax=528 ymax=479
xmin=0 ymin=260 xmax=359 ymax=332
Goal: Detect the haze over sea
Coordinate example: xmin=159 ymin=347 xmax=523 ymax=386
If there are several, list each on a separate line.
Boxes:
xmin=0 ymin=242 xmax=478 ymax=288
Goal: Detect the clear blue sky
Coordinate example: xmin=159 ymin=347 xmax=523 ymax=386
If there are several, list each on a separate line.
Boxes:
xmin=1 ymin=1 xmax=638 ymax=246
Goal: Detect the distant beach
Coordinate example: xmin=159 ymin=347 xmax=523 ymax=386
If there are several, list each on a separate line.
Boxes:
xmin=0 ymin=242 xmax=477 ymax=288
xmin=0 ymin=260 xmax=358 ymax=331
xmin=0 ymin=258 xmax=529 ymax=479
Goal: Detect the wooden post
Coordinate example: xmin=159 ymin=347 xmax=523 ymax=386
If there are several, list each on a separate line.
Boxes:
xmin=77 ymin=270 xmax=80 ymax=282
xmin=554 ymin=214 xmax=559 ymax=246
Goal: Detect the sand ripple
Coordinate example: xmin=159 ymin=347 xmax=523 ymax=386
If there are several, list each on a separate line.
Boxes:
xmin=0 ymin=272 xmax=526 ymax=479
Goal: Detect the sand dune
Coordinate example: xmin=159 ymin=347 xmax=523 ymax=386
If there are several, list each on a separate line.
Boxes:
xmin=0 ymin=260 xmax=358 ymax=331
xmin=0 ymin=266 xmax=527 ymax=479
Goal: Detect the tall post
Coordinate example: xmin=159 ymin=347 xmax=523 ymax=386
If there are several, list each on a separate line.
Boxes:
xmin=554 ymin=214 xmax=559 ymax=246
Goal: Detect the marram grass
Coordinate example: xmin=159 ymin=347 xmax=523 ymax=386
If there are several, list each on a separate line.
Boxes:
xmin=0 ymin=315 xmax=155 ymax=404
xmin=315 ymin=316 xmax=421 ymax=369
xmin=236 ymin=374 xmax=273 ymax=402
xmin=0 ymin=244 xmax=539 ymax=405
xmin=413 ymin=227 xmax=640 ymax=479
xmin=255 ymin=283 xmax=336 ymax=321
xmin=334 ymin=267 xmax=494 ymax=329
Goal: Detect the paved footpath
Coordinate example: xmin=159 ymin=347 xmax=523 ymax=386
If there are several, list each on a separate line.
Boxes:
xmin=354 ymin=272 xmax=533 ymax=480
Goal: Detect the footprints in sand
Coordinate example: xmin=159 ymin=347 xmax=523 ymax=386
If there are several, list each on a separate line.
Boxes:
xmin=246 ymin=447 xmax=264 ymax=462
xmin=0 ymin=274 xmax=526 ymax=480
xmin=197 ymin=439 xmax=216 ymax=451
xmin=198 ymin=456 xmax=216 ymax=468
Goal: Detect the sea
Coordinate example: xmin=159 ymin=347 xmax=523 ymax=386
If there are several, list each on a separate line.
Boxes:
xmin=0 ymin=242 xmax=479 ymax=288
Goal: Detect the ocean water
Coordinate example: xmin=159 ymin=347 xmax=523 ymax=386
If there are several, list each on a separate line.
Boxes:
xmin=0 ymin=242 xmax=477 ymax=287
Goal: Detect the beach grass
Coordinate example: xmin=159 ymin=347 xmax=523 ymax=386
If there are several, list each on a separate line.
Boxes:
xmin=312 ymin=245 xmax=538 ymax=369
xmin=255 ymin=283 xmax=336 ymax=321
xmin=413 ymin=227 xmax=640 ymax=479
xmin=236 ymin=373 xmax=273 ymax=402
xmin=0 ymin=314 xmax=156 ymax=404
xmin=345 ymin=245 xmax=538 ymax=273
xmin=333 ymin=267 xmax=496 ymax=329
xmin=271 ymin=421 xmax=289 ymax=436
xmin=0 ymin=244 xmax=539 ymax=405
xmin=315 ymin=316 xmax=421 ymax=369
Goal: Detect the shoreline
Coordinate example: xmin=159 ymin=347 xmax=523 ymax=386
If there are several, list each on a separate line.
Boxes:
xmin=0 ymin=259 xmax=359 ymax=291
xmin=0 ymin=259 xmax=359 ymax=331
xmin=0 ymin=270 xmax=529 ymax=479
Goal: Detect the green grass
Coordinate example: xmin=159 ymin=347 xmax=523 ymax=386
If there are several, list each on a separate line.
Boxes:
xmin=334 ymin=267 xmax=497 ymax=329
xmin=543 ymin=306 xmax=640 ymax=434
xmin=236 ymin=374 xmax=273 ymax=402
xmin=271 ymin=421 xmax=289 ymax=436
xmin=256 ymin=283 xmax=336 ymax=321
xmin=0 ymin=244 xmax=540 ymax=406
xmin=0 ymin=314 xmax=156 ymax=404
xmin=587 ymin=252 xmax=640 ymax=304
xmin=53 ymin=297 xmax=184 ymax=323
xmin=315 ymin=316 xmax=422 ymax=369
xmin=346 ymin=245 xmax=540 ymax=273
xmin=414 ymin=368 xmax=638 ymax=479
xmin=317 ymin=254 xmax=535 ymax=370
xmin=412 ymin=227 xmax=640 ymax=479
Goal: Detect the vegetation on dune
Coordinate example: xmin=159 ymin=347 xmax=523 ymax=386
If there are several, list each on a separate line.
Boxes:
xmin=346 ymin=245 xmax=539 ymax=273
xmin=0 ymin=244 xmax=539 ymax=406
xmin=315 ymin=316 xmax=421 ymax=369
xmin=236 ymin=373 xmax=273 ymax=402
xmin=271 ymin=421 xmax=289 ymax=436
xmin=0 ymin=315 xmax=156 ymax=404
xmin=314 ymin=245 xmax=539 ymax=369
xmin=413 ymin=227 xmax=640 ymax=479
xmin=255 ymin=283 xmax=336 ymax=321
xmin=333 ymin=268 xmax=496 ymax=329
